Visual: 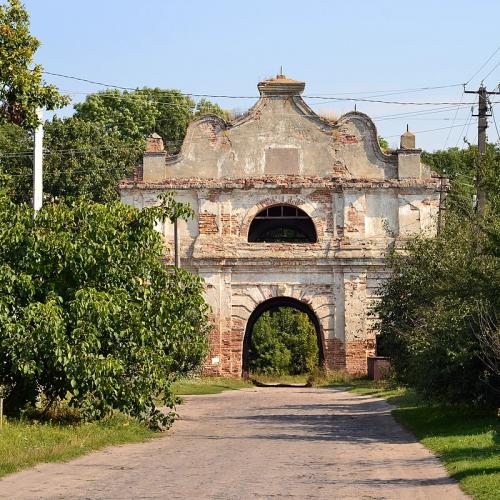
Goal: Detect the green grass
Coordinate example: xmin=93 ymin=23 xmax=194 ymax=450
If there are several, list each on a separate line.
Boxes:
xmin=335 ymin=378 xmax=500 ymax=500
xmin=0 ymin=415 xmax=155 ymax=478
xmin=171 ymin=376 xmax=253 ymax=395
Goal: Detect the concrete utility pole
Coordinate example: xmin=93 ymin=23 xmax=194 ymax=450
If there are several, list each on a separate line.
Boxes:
xmin=174 ymin=218 xmax=181 ymax=268
xmin=33 ymin=108 xmax=44 ymax=214
xmin=465 ymin=84 xmax=500 ymax=214
xmin=433 ymin=171 xmax=449 ymax=235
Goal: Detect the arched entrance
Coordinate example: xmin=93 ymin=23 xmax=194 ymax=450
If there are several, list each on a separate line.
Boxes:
xmin=242 ymin=296 xmax=325 ymax=376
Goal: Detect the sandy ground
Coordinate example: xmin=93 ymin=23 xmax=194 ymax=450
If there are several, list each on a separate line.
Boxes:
xmin=0 ymin=387 xmax=467 ymax=499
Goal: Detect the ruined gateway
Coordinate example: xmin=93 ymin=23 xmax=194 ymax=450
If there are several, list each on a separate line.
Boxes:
xmin=119 ymin=74 xmax=440 ymax=376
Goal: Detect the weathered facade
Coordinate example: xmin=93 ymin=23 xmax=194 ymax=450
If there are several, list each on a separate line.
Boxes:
xmin=119 ymin=74 xmax=439 ymax=376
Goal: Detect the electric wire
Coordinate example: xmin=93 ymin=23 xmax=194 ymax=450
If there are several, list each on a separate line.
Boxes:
xmin=455 ymin=107 xmax=474 ymax=148
xmin=42 ymin=71 xmax=480 ymax=105
xmin=465 ymin=45 xmax=500 ymax=84
xmin=443 ymin=89 xmax=465 ymax=148
xmin=482 ymin=60 xmax=500 ymax=83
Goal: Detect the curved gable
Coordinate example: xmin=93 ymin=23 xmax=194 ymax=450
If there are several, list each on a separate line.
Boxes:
xmin=143 ymin=75 xmax=403 ymax=181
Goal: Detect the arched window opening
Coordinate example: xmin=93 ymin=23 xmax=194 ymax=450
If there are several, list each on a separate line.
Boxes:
xmin=248 ymin=205 xmax=317 ymax=243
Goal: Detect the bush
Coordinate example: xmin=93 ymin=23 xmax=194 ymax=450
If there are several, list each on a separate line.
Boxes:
xmin=376 ymin=213 xmax=499 ymax=405
xmin=0 ymin=193 xmax=210 ymax=427
xmin=249 ymin=307 xmax=319 ymax=375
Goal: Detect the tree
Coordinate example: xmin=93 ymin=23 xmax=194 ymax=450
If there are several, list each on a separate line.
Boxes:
xmin=0 ymin=0 xmax=68 ymax=128
xmin=378 ymin=136 xmax=390 ymax=152
xmin=2 ymin=118 xmax=143 ymax=204
xmin=74 ymin=88 xmax=228 ymax=152
xmin=195 ymin=98 xmax=229 ymax=120
xmin=376 ymin=144 xmax=500 ymax=404
xmin=250 ymin=307 xmax=319 ymax=375
xmin=0 ymin=192 xmax=210 ymax=426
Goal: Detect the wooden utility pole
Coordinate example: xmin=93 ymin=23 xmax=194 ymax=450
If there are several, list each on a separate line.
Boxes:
xmin=465 ymin=84 xmax=500 ymax=214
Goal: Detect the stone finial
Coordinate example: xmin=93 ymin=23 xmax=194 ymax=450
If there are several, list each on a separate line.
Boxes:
xmin=257 ymin=74 xmax=305 ymax=96
xmin=146 ymin=132 xmax=164 ymax=153
xmin=400 ymin=127 xmax=416 ymax=149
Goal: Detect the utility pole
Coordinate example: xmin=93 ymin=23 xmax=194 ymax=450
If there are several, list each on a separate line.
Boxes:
xmin=174 ymin=218 xmax=181 ymax=268
xmin=433 ymin=171 xmax=449 ymax=235
xmin=464 ymin=84 xmax=500 ymax=214
xmin=32 ymin=108 xmax=44 ymax=215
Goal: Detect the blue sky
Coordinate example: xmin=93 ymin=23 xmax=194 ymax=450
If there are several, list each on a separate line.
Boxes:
xmin=24 ymin=0 xmax=500 ymax=151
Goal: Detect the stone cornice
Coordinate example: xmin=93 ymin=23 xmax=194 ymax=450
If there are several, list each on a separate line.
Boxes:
xmin=119 ymin=175 xmax=439 ymax=191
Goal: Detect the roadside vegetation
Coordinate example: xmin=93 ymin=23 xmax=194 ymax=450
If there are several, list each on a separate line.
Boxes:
xmin=376 ymin=144 xmax=499 ymax=405
xmin=0 ymin=415 xmax=156 ymax=479
xmin=0 ymin=0 xmax=210 ymax=430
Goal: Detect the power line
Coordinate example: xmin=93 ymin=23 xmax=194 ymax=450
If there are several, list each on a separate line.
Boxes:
xmin=482 ymin=60 xmax=500 ymax=83
xmin=42 ymin=71 xmax=480 ymax=106
xmin=489 ymin=102 xmax=500 ymax=143
xmin=455 ymin=107 xmax=474 ymax=148
xmin=385 ymin=122 xmax=472 ymax=138
xmin=465 ymin=45 xmax=500 ymax=84
xmin=443 ymin=88 xmax=465 ymax=148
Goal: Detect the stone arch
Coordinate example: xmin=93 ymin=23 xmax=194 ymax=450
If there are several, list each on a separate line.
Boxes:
xmin=240 ymin=295 xmax=327 ymax=376
xmin=240 ymin=196 xmax=324 ymax=239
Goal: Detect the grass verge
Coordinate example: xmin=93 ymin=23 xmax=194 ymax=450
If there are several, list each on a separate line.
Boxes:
xmin=0 ymin=415 xmax=155 ymax=479
xmin=335 ymin=378 xmax=499 ymax=500
xmin=171 ymin=376 xmax=253 ymax=395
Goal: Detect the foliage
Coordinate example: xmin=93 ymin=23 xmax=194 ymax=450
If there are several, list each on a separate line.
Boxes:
xmin=74 ymin=88 xmax=228 ymax=152
xmin=378 ymin=135 xmax=390 ymax=151
xmin=2 ymin=118 xmax=144 ymax=204
xmin=376 ymin=214 xmax=499 ymax=404
xmin=249 ymin=307 xmax=319 ymax=375
xmin=195 ymin=98 xmax=229 ymax=120
xmin=422 ymin=143 xmax=500 ymax=215
xmin=376 ymin=144 xmax=500 ymax=405
xmin=0 ymin=0 xmax=68 ymax=128
xmin=0 ymin=192 xmax=210 ymax=427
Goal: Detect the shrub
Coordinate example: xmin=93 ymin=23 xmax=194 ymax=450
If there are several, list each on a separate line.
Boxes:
xmin=0 ymin=193 xmax=210 ymax=427
xmin=376 ymin=214 xmax=499 ymax=405
xmin=249 ymin=308 xmax=319 ymax=375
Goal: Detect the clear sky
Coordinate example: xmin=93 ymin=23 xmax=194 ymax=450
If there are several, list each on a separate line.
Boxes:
xmin=23 ymin=0 xmax=500 ymax=151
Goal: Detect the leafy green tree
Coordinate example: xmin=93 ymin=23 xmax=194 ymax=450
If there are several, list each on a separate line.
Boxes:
xmin=0 ymin=192 xmax=209 ymax=426
xmin=195 ymin=98 xmax=229 ymax=120
xmin=250 ymin=312 xmax=291 ymax=375
xmin=2 ymin=118 xmax=143 ymax=204
xmin=74 ymin=88 xmax=228 ymax=151
xmin=422 ymin=144 xmax=500 ymax=215
xmin=378 ymin=136 xmax=390 ymax=151
xmin=376 ymin=144 xmax=500 ymax=404
xmin=250 ymin=307 xmax=319 ymax=375
xmin=0 ymin=0 xmax=68 ymax=128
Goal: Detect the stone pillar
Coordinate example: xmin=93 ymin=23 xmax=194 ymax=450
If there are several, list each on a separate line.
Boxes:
xmin=344 ymin=270 xmax=373 ymax=374
xmin=143 ymin=133 xmax=166 ymax=182
xmin=397 ymin=129 xmax=423 ymax=179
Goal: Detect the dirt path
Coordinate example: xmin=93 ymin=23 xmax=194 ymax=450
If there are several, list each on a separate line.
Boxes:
xmin=0 ymin=387 xmax=467 ymax=499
